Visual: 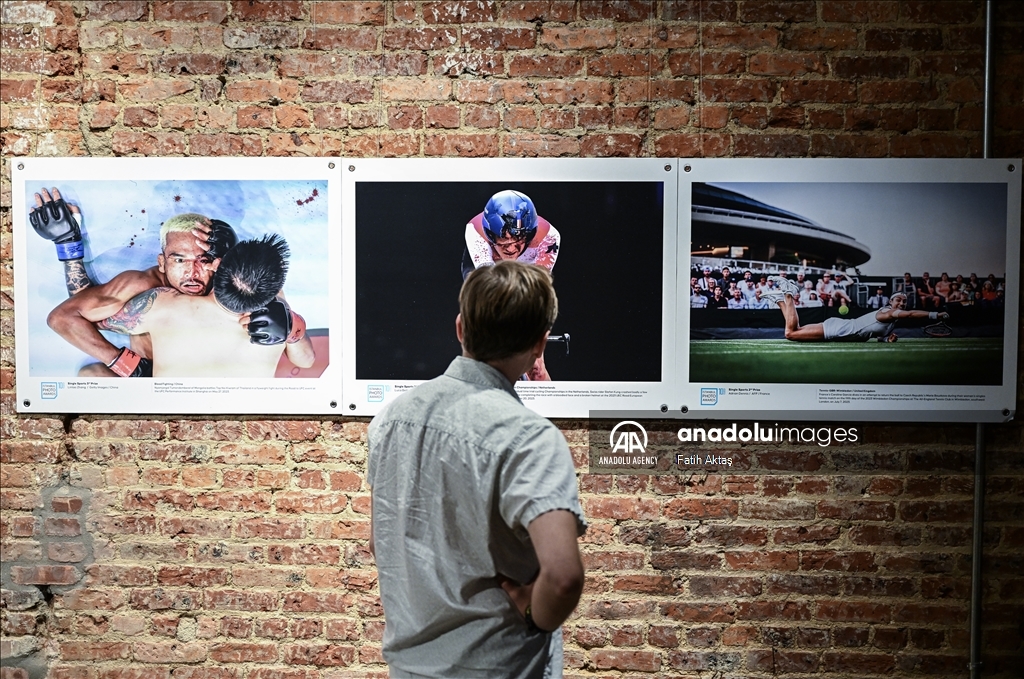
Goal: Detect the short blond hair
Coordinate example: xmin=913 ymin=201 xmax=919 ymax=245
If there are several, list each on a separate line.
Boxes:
xmin=161 ymin=212 xmax=210 ymax=249
xmin=459 ymin=261 xmax=558 ymax=362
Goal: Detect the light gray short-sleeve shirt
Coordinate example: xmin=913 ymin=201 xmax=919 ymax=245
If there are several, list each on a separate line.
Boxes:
xmin=368 ymin=357 xmax=586 ymax=679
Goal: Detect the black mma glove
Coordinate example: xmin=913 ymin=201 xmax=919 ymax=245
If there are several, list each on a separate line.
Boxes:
xmin=247 ymin=299 xmax=293 ymax=346
xmin=30 ymin=197 xmax=84 ymax=261
xmin=206 ymin=219 xmax=238 ymax=260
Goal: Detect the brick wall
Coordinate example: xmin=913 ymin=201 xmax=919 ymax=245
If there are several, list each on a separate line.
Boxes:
xmin=1 ymin=1 xmax=1022 ymax=677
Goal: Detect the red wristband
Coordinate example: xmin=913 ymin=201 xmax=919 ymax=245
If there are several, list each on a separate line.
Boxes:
xmin=107 ymin=347 xmax=142 ymax=378
xmin=286 ymin=311 xmax=307 ymax=344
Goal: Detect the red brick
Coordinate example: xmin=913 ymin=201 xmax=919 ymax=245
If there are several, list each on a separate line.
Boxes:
xmin=59 ymin=641 xmax=131 ymax=661
xmin=588 ymin=54 xmax=660 ymax=77
xmin=509 ymin=55 xmax=582 ymax=78
xmin=233 ymin=1 xmax=304 ymax=21
xmin=424 ymin=133 xmax=499 ymax=157
xmin=154 ymin=53 xmax=225 ymax=76
xmin=422 ymin=1 xmax=495 ymax=23
xmin=736 ymin=601 xmax=812 ymax=621
xmin=902 ymin=0 xmax=980 ymax=23
xmin=834 ymin=56 xmax=910 ymax=80
xmin=210 ymin=642 xmax=279 ymax=663
xmin=539 ymin=27 xmax=616 ymax=50
xmin=501 ymin=1 xmax=575 ymax=22
xmin=433 ymin=52 xmax=503 ymax=77
xmin=312 ymin=1 xmax=384 ymax=24
xmin=749 ymin=53 xmax=826 ymax=77
xmin=191 ymin=133 xmax=263 ymax=156
xmin=225 ymin=81 xmax=299 ymax=104
xmin=301 ymin=27 xmax=376 ymax=50
xmin=580 ymin=133 xmax=643 ymax=157
xmin=153 ymin=1 xmax=229 ymax=22
xmin=592 ymin=650 xmax=660 ymax=672
xmin=689 ymin=576 xmax=762 ymax=598
xmin=84 ymin=1 xmax=148 ymax=21
xmin=662 ymin=498 xmax=738 ymax=520
xmin=821 ymin=1 xmax=898 ymax=22
xmin=383 ymin=27 xmax=458 ymax=50
xmin=463 ymin=27 xmax=535 ymax=50
xmin=783 ymin=26 xmax=858 ymax=50
xmin=660 ymin=602 xmax=735 ymax=623
xmin=747 ymin=649 xmax=820 ymax=673
xmin=703 ymin=25 xmax=779 ymax=49
xmin=12 ymin=566 xmax=80 ymax=586
xmin=123 ymin=26 xmax=195 ymax=49
xmin=817 ymin=601 xmax=891 ymax=623
xmin=282 ymin=592 xmax=352 ymax=613
xmin=822 ymin=651 xmax=896 ymax=673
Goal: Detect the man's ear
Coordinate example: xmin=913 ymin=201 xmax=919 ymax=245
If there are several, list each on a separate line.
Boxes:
xmin=157 ymin=253 xmax=166 ymax=273
xmin=455 ymin=313 xmax=464 ymax=344
xmin=533 ymin=330 xmax=550 ymax=359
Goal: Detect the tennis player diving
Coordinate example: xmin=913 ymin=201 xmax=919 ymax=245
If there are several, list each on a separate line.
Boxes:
xmin=764 ymin=276 xmax=948 ymax=342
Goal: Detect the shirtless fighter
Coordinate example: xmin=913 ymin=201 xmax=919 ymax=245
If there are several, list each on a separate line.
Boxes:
xmin=462 ymin=190 xmax=560 ymax=380
xmin=98 ymin=235 xmax=315 ymax=378
xmin=32 ymin=188 xmax=236 ymax=377
xmin=764 ymin=276 xmax=948 ymax=342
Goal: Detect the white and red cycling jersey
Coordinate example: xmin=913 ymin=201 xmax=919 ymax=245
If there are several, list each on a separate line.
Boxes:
xmin=464 ymin=213 xmax=560 ymax=271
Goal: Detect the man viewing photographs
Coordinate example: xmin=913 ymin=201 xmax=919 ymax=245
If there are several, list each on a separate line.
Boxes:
xmin=368 ymin=260 xmax=585 ymax=678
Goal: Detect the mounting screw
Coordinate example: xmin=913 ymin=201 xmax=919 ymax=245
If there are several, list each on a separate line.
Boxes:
xmin=23 ymin=399 xmax=30 ymax=408
xmin=17 ymin=163 xmax=25 ymax=170
xmin=681 ymin=405 xmax=689 ymax=413
xmin=330 ymin=400 xmax=337 ymax=408
xmin=349 ymin=403 xmax=356 ymax=411
xmin=328 ymin=162 xmax=336 ymax=169
xmin=1009 ymin=164 xmax=1016 ymax=172
xmin=683 ymin=165 xmax=691 ymax=172
xmin=348 ymin=165 xmax=355 ymax=172
xmin=660 ymin=404 xmax=668 ymax=413
xmin=664 ymin=165 xmax=672 ymax=172
xmin=1003 ymin=408 xmax=1010 ymax=417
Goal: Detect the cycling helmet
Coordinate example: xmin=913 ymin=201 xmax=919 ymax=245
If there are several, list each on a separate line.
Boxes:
xmin=482 ymin=190 xmax=537 ymax=244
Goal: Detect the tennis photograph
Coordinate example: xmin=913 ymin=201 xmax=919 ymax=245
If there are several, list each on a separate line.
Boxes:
xmin=688 ymin=179 xmax=1010 ymax=386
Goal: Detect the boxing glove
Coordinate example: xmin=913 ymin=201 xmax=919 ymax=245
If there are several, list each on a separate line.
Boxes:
xmin=247 ymin=299 xmax=306 ymax=346
xmin=206 ymin=219 xmax=238 ymax=260
xmin=30 ymin=197 xmax=84 ymax=261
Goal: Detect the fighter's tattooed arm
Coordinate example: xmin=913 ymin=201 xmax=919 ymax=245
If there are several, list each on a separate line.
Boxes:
xmin=97 ymin=288 xmax=166 ymax=335
xmin=63 ymin=260 xmax=93 ymax=296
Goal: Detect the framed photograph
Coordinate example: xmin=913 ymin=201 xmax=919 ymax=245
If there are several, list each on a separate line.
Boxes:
xmin=678 ymin=159 xmax=1021 ymax=422
xmin=343 ymin=158 xmax=679 ymax=417
xmin=13 ymin=157 xmax=341 ymax=414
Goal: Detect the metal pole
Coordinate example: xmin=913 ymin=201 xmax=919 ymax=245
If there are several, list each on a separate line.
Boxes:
xmin=969 ymin=423 xmax=985 ymax=679
xmin=970 ymin=4 xmax=994 ymax=673
xmin=983 ymin=0 xmax=994 ymax=159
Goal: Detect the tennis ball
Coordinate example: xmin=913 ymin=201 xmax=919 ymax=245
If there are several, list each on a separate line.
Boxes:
xmin=839 ymin=304 xmax=849 ymax=315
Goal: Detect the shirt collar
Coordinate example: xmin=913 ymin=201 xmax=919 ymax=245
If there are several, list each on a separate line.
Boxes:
xmin=444 ymin=356 xmax=521 ymax=401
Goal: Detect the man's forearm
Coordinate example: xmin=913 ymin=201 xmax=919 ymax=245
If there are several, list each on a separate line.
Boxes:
xmin=47 ymin=305 xmax=123 ymax=365
xmin=63 ymin=260 xmax=94 ymax=296
xmin=528 ymin=567 xmax=583 ymax=632
xmin=284 ymin=335 xmax=315 ymax=369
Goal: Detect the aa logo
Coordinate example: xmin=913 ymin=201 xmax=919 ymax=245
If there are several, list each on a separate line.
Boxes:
xmin=610 ymin=421 xmax=648 ymax=454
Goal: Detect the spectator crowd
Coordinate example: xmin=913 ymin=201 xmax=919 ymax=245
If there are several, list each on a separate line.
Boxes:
xmin=690 ymin=266 xmax=1006 ymax=311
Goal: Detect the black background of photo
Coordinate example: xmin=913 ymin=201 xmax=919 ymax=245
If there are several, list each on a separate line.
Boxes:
xmin=356 ymin=181 xmax=664 ymax=381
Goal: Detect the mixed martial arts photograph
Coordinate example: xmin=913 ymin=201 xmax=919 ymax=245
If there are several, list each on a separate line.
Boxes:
xmin=22 ymin=178 xmax=331 ymax=380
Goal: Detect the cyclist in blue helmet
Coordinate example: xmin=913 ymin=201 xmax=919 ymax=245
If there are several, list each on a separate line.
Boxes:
xmin=462 ymin=190 xmax=561 ymax=380
xmin=462 ymin=190 xmax=560 ymax=279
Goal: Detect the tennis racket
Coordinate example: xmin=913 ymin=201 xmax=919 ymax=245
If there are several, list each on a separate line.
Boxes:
xmin=924 ymin=321 xmax=952 ymax=337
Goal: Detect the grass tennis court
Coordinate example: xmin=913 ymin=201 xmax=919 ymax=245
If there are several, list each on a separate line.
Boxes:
xmin=690 ymin=338 xmax=1003 ymax=385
